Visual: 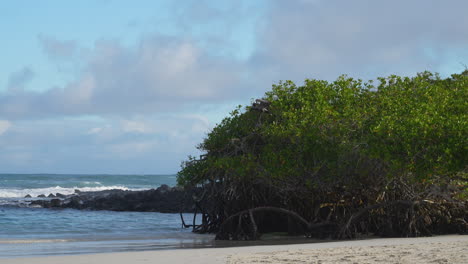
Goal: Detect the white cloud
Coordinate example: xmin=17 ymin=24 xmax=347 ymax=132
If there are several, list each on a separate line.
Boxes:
xmin=0 ymin=120 xmax=11 ymax=135
xmin=87 ymin=127 xmax=103 ymax=135
xmin=65 ymin=75 xmax=95 ymax=105
xmin=121 ymin=120 xmax=151 ymax=134
xmin=109 ymin=140 xmax=157 ymax=158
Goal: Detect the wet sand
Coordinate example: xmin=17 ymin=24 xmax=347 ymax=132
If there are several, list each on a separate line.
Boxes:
xmin=3 ymin=235 xmax=467 ymax=264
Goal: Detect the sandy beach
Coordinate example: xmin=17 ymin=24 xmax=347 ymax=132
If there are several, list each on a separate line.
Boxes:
xmin=2 ymin=235 xmax=467 ymax=264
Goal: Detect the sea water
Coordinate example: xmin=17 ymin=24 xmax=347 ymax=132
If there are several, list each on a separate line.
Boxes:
xmin=0 ymin=174 xmax=213 ymax=258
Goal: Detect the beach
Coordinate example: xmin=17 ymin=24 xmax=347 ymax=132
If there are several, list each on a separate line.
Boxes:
xmin=3 ymin=235 xmax=467 ymax=264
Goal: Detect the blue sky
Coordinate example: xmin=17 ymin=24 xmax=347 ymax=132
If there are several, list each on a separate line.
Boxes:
xmin=1 ymin=0 xmax=467 ymax=174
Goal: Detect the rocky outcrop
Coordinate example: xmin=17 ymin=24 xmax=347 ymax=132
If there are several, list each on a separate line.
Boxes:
xmin=29 ymin=185 xmax=198 ymax=213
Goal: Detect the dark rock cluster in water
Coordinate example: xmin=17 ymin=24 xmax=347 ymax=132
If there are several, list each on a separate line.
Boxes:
xmin=28 ymin=185 xmax=197 ymax=213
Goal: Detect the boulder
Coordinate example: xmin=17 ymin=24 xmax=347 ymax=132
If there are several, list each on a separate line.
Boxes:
xmin=158 ymin=184 xmax=170 ymax=193
xmin=67 ymin=196 xmax=84 ymax=208
xmin=50 ymin=199 xmax=61 ymax=207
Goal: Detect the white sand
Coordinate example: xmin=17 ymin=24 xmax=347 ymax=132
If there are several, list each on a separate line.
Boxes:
xmin=2 ymin=235 xmax=467 ymax=264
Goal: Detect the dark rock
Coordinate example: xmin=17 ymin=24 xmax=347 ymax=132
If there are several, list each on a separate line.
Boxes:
xmin=67 ymin=196 xmax=84 ymax=209
xmin=37 ymin=194 xmax=46 ymax=198
xmin=56 ymin=193 xmax=66 ymax=198
xmin=28 ymin=186 xmax=199 ymax=213
xmin=74 ymin=189 xmax=81 ymax=194
xmin=158 ymin=184 xmax=170 ymax=193
xmin=48 ymin=193 xmax=56 ymax=198
xmin=24 ymin=194 xmax=32 ymax=198
xmin=173 ymin=186 xmax=184 ymax=191
xmin=50 ymin=199 xmax=61 ymax=207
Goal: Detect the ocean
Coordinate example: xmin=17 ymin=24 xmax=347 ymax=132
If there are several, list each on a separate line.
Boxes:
xmin=0 ymin=174 xmax=213 ymax=258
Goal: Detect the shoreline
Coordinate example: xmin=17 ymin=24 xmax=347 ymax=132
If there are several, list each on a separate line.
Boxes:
xmin=3 ymin=235 xmax=467 ymax=264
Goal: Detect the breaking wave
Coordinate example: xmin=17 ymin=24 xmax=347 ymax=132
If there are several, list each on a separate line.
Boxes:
xmin=0 ymin=185 xmax=144 ymax=198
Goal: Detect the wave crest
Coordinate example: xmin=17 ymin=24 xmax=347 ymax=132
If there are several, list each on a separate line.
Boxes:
xmin=0 ymin=185 xmax=139 ymax=198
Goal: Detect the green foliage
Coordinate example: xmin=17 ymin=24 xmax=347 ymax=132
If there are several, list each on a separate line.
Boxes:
xmin=178 ymin=71 xmax=467 ymax=193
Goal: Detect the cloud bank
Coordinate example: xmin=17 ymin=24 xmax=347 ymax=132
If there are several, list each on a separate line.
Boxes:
xmin=1 ymin=36 xmax=247 ymax=120
xmin=252 ymin=0 xmax=468 ymax=82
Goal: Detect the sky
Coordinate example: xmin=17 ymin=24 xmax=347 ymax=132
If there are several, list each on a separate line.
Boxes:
xmin=1 ymin=0 xmax=467 ymax=174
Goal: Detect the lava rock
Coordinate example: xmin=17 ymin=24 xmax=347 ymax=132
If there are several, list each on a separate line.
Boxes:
xmin=28 ymin=187 xmax=199 ymax=213
xmin=158 ymin=184 xmax=170 ymax=193
xmin=50 ymin=199 xmax=61 ymax=207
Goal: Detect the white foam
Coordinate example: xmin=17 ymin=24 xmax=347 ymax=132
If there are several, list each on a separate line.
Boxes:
xmin=0 ymin=185 xmax=140 ymax=198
